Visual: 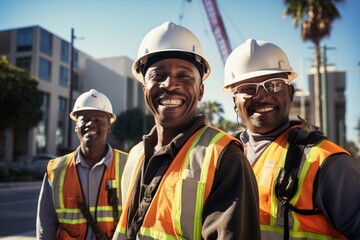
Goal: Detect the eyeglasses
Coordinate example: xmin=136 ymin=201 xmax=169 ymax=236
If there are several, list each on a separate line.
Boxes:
xmin=231 ymin=78 xmax=291 ymax=97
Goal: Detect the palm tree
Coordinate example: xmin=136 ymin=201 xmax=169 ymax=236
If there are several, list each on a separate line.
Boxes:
xmin=217 ymin=119 xmax=241 ymax=134
xmin=198 ymin=100 xmax=224 ymax=125
xmin=283 ymin=0 xmax=343 ymax=129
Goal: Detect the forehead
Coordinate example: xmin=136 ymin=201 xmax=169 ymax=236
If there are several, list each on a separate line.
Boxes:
xmin=147 ymin=58 xmax=197 ymax=72
xmin=76 ymin=110 xmax=109 ymax=119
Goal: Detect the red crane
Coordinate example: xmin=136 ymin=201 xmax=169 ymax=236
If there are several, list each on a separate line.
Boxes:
xmin=201 ymin=0 xmax=232 ymax=64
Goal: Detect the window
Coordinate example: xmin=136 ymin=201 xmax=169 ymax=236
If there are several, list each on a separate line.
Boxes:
xmin=58 ymin=96 xmax=67 ymax=111
xmin=57 ymin=97 xmax=67 ymax=148
xmin=56 ymin=120 xmax=65 ymax=147
xmin=36 ymin=92 xmax=50 ymax=153
xmin=38 ymin=57 xmax=52 ymax=81
xmin=59 ymin=66 xmax=69 ymax=87
xmin=16 ymin=56 xmax=32 ymax=72
xmin=17 ymin=27 xmax=33 ymax=52
xmin=36 ymin=118 xmax=47 ymax=153
xmin=40 ymin=29 xmax=53 ymax=56
xmin=61 ymin=40 xmax=69 ymax=63
xmin=40 ymin=92 xmax=50 ymax=110
xmin=73 ymin=72 xmax=79 ymax=91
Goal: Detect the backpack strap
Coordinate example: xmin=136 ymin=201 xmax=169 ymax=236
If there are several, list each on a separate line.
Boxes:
xmin=275 ymin=116 xmax=325 ymax=240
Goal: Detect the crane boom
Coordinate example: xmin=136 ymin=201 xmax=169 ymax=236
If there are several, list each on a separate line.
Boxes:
xmin=201 ymin=0 xmax=232 ymax=64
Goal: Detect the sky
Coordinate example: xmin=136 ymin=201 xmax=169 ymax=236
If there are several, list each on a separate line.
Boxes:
xmin=1 ymin=0 xmax=360 ymax=143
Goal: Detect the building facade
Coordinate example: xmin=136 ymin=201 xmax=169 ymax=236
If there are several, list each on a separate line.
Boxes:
xmin=0 ymin=25 xmax=145 ymax=166
xmin=290 ymin=66 xmax=347 ymax=147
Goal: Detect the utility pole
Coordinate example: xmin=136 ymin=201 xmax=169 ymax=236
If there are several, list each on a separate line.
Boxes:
xmin=67 ymin=28 xmax=75 ymax=150
xmin=321 ymin=45 xmax=335 ymax=136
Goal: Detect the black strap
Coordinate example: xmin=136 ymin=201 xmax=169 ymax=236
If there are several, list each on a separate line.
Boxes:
xmin=275 ymin=116 xmax=325 ymax=240
xmin=283 ymin=204 xmax=290 ymax=240
xmin=126 ymin=158 xmax=172 ymax=239
xmin=107 ymin=184 xmax=120 ymax=228
xmin=286 ymin=202 xmax=321 ymax=215
xmin=77 ymin=198 xmax=109 ymax=240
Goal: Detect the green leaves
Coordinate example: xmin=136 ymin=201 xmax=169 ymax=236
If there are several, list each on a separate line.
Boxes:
xmin=0 ymin=56 xmax=42 ymax=131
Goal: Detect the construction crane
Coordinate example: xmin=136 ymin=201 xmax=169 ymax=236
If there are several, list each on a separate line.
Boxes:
xmin=201 ymin=0 xmax=232 ymax=64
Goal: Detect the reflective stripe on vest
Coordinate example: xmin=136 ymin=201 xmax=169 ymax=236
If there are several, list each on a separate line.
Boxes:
xmin=114 ymin=126 xmax=237 ymax=240
xmin=253 ymin=126 xmax=348 ymax=239
xmin=47 ymin=150 xmax=128 ymax=238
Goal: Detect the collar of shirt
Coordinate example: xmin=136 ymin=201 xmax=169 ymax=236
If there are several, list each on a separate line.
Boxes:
xmin=239 ymin=122 xmax=290 ymax=165
xmin=74 ymin=143 xmax=114 ymax=169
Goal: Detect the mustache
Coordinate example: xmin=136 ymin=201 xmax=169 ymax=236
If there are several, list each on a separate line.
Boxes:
xmin=154 ymin=90 xmax=186 ymax=99
xmin=248 ymin=102 xmax=275 ymax=108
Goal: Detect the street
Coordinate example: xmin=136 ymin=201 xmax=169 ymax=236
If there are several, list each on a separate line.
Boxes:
xmin=0 ymin=182 xmax=41 ymax=239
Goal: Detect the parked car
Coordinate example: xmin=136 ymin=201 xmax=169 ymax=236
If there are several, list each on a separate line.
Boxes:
xmin=26 ymin=153 xmax=58 ymax=176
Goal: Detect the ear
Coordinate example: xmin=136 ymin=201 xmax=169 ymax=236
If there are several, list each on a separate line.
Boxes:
xmin=232 ymin=95 xmax=239 ymax=113
xmin=74 ymin=125 xmax=78 ymax=133
xmin=288 ymin=85 xmax=295 ymax=101
xmin=198 ymin=83 xmax=204 ymax=101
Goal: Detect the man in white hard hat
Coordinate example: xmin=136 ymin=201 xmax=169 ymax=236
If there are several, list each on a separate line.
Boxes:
xmin=223 ymin=38 xmax=360 ymax=239
xmin=113 ymin=22 xmax=260 ymax=240
xmin=36 ymin=89 xmax=128 ymax=240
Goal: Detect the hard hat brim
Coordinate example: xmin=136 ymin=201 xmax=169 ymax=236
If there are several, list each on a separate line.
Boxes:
xmin=70 ymin=108 xmax=117 ymax=124
xmin=132 ymin=50 xmax=211 ymax=83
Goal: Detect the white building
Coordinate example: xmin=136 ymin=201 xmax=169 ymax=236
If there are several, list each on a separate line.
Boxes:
xmin=0 ymin=25 xmax=145 ymax=167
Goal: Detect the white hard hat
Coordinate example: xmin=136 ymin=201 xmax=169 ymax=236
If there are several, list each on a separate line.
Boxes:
xmin=70 ymin=89 xmax=116 ymax=123
xmin=132 ymin=21 xmax=211 ymax=83
xmin=222 ymin=38 xmax=297 ymax=91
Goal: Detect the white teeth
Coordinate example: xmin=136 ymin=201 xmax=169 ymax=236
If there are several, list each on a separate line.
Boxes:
xmin=256 ymin=107 xmax=273 ymax=113
xmin=160 ymin=99 xmax=182 ymax=107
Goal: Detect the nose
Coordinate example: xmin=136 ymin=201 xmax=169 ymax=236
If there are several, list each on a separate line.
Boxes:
xmin=85 ymin=119 xmax=94 ymax=127
xmin=160 ymin=75 xmax=179 ymax=90
xmin=248 ymin=85 xmax=267 ymax=100
xmin=256 ymin=85 xmax=268 ymax=94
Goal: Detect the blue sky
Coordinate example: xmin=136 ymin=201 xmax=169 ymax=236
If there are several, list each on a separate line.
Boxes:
xmin=1 ymin=0 xmax=359 ymax=143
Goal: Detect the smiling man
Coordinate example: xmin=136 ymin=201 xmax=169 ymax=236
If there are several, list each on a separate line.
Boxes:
xmin=113 ymin=22 xmax=260 ymax=240
xmin=36 ymin=89 xmax=128 ymax=240
xmin=223 ymin=38 xmax=360 ymax=239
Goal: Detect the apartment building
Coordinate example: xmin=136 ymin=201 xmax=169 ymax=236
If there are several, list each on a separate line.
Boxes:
xmin=0 ymin=25 xmax=145 ymax=165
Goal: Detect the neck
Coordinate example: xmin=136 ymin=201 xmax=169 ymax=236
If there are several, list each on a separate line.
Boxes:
xmin=154 ymin=125 xmax=178 ymax=151
xmin=80 ymin=144 xmax=107 ymax=168
xmin=153 ymin=116 xmax=198 ymax=151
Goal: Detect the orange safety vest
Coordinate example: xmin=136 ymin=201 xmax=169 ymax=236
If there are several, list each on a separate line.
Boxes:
xmin=47 ymin=149 xmax=128 ymax=239
xmin=253 ymin=125 xmax=349 ymax=239
xmin=114 ymin=126 xmax=239 ymax=240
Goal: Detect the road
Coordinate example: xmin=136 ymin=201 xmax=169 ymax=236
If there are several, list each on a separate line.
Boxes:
xmin=0 ymin=182 xmax=41 ymax=240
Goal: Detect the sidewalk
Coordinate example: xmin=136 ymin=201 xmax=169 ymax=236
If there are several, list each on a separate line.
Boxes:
xmin=0 ymin=231 xmax=35 ymax=240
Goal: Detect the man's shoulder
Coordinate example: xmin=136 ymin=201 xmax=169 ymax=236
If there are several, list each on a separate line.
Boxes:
xmin=47 ymin=152 xmax=75 ymax=171
xmin=113 ymin=148 xmax=129 ymax=156
xmin=203 ymin=125 xmax=243 ymax=148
